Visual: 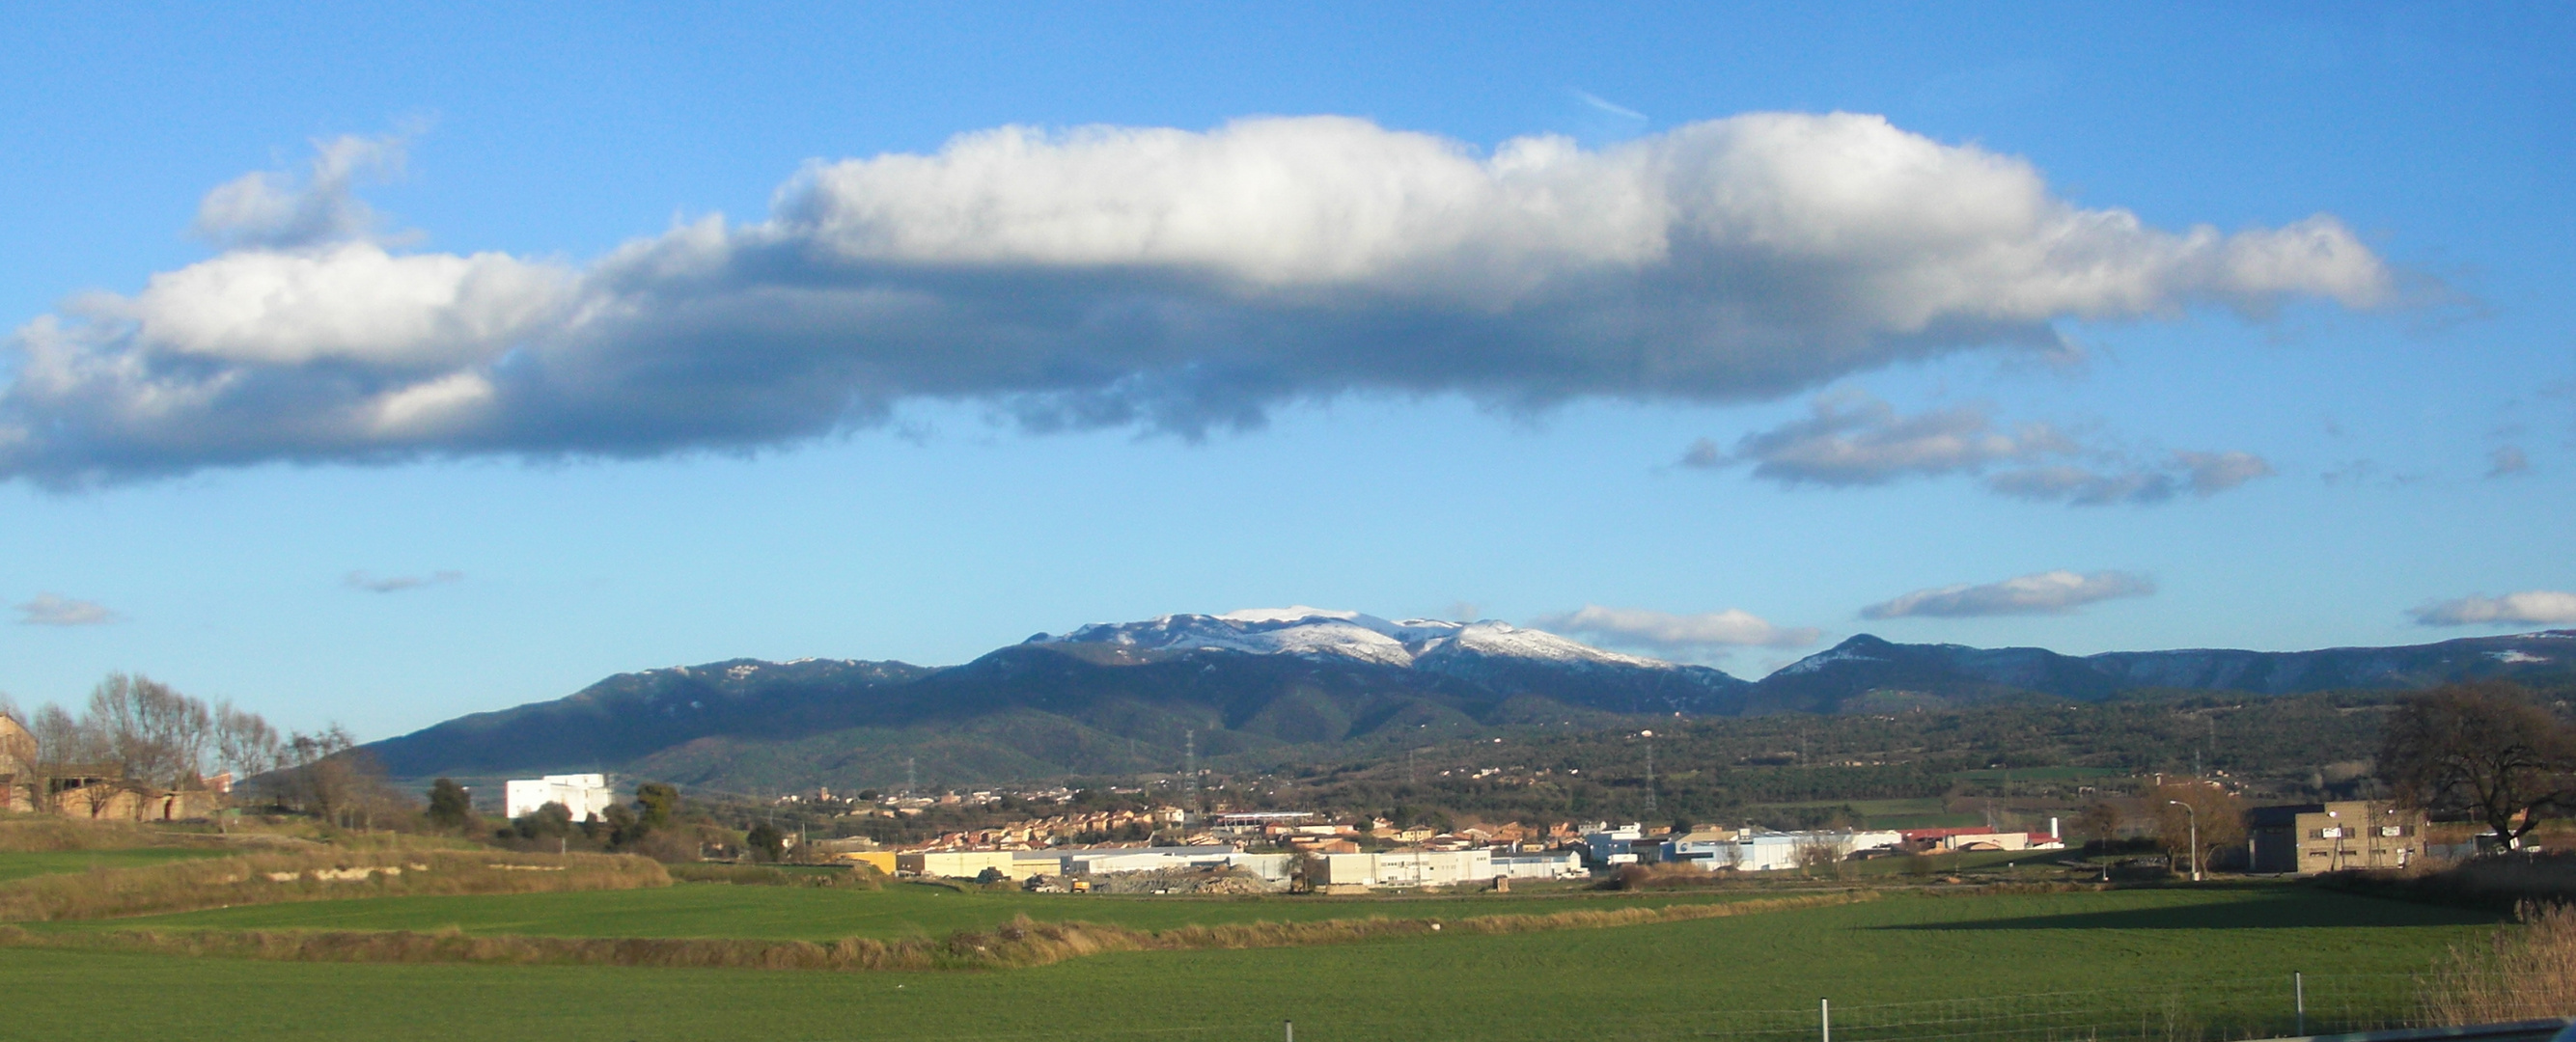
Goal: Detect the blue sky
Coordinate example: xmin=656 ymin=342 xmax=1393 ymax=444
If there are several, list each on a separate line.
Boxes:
xmin=2 ymin=4 xmax=2569 ymax=740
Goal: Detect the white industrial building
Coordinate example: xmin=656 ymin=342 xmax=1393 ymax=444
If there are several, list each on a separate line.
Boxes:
xmin=503 ymin=774 xmax=616 ymax=821
xmin=1661 ymin=829 xmax=1904 ymax=872
xmin=1037 ymin=845 xmax=1294 ymax=882
xmin=1315 ymin=849 xmax=1502 ymax=888
xmin=1488 ymin=849 xmax=1588 ymax=880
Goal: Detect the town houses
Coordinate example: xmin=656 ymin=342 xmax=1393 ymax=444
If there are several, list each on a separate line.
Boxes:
xmin=806 ymin=793 xmax=2087 ymax=891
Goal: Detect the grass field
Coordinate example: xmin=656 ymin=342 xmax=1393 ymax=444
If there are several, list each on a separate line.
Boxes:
xmin=0 ymin=847 xmax=235 ymax=883
xmin=1 ymin=883 xmax=2504 ymax=1042
xmin=33 ymin=879 xmax=1762 ymax=940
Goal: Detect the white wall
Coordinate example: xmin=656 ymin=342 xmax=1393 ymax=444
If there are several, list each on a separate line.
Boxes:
xmin=503 ymin=774 xmax=615 ymax=820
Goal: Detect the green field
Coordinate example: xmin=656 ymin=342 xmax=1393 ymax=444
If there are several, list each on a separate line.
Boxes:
xmin=36 ymin=879 xmax=1757 ymax=940
xmin=0 ymin=847 xmax=234 ymax=883
xmin=0 ymin=883 xmax=2502 ymax=1042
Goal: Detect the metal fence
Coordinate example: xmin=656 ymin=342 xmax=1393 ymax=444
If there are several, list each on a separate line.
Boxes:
xmin=815 ymin=973 xmax=2549 ymax=1042
xmin=1681 ymin=975 xmax=2428 ymax=1042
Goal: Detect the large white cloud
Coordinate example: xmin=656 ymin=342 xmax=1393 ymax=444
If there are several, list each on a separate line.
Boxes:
xmin=0 ymin=114 xmax=2393 ymax=483
xmin=1534 ymin=605 xmax=1820 ymax=654
xmin=2409 ymin=591 xmax=2576 ymax=627
xmin=1862 ymin=569 xmax=2155 ymax=619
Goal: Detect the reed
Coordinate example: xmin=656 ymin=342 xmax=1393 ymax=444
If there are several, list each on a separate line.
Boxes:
xmin=2421 ymin=900 xmax=2576 ymax=1025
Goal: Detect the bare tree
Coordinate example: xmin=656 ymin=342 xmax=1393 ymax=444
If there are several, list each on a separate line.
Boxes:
xmin=26 ymin=703 xmax=106 ymax=815
xmin=272 ymin=726 xmax=404 ymax=828
xmin=2074 ymin=802 xmax=2123 ymax=853
xmin=212 ymin=701 xmax=283 ymax=780
xmin=2380 ymin=681 xmax=2576 ymax=851
xmin=85 ymin=673 xmax=213 ymax=790
xmin=1793 ymin=834 xmax=1847 ymax=877
xmin=28 ymin=702 xmax=99 ymax=767
xmin=2147 ymin=778 xmax=2245 ymax=877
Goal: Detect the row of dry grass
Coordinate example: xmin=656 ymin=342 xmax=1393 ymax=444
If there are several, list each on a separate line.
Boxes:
xmin=2423 ymin=900 xmax=2576 ymax=1025
xmin=0 ymin=848 xmax=669 ymax=922
xmin=0 ymin=890 xmax=1872 ymax=973
xmin=0 ymin=816 xmax=225 ymax=853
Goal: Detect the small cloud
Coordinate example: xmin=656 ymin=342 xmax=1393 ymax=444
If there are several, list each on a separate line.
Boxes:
xmin=1986 ymin=450 xmax=2274 ymax=506
xmin=192 ymin=132 xmax=409 ymax=250
xmin=1983 ymin=466 xmax=2177 ymax=506
xmin=1445 ymin=601 xmax=1482 ymax=622
xmin=2177 ymin=451 xmax=2275 ymax=495
xmin=2488 ymin=446 xmax=2532 ymax=479
xmin=1533 ymin=605 xmax=1820 ymax=656
xmin=1705 ymin=393 xmax=2271 ymax=507
xmin=2409 ymin=590 xmax=2576 ymax=627
xmin=15 ymin=592 xmax=123 ymax=626
xmin=2319 ymin=458 xmax=2429 ymax=487
xmin=1706 ymin=392 xmax=2072 ymax=486
xmin=1862 ymin=570 xmax=2155 ymax=619
xmin=346 ymin=569 xmax=462 ymax=593
xmin=1571 ymin=89 xmax=1648 ymax=122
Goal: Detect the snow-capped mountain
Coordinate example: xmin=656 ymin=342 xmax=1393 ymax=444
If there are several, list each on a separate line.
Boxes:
xmin=1036 ymin=606 xmax=1677 ymax=672
xmin=358 ymin=607 xmax=2575 ymax=786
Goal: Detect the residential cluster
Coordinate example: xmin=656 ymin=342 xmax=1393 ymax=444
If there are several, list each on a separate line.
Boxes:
xmin=779 ymin=798 xmax=2098 ymax=892
xmin=767 ymin=792 xmax=2438 ymax=891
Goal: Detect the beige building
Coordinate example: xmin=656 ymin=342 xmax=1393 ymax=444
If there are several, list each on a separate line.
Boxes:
xmin=898 ymin=850 xmax=1022 ymax=879
xmin=0 ymin=714 xmax=225 ymax=822
xmin=2247 ymin=801 xmax=2428 ymax=874
xmin=0 ymin=713 xmax=34 ymax=812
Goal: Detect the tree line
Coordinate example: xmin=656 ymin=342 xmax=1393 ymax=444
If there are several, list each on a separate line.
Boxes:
xmin=0 ymin=672 xmax=391 ymax=824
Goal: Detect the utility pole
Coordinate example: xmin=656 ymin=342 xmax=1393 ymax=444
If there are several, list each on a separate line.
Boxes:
xmin=2328 ymin=809 xmax=2344 ymax=871
xmin=1642 ymin=730 xmax=1657 ymax=814
xmin=904 ymin=757 xmax=917 ymax=798
xmin=1185 ymin=729 xmax=1198 ymax=812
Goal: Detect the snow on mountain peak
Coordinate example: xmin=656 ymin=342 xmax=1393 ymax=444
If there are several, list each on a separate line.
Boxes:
xmin=1218 ymin=606 xmax=1363 ymax=623
xmin=1038 ymin=609 xmax=1677 ymax=671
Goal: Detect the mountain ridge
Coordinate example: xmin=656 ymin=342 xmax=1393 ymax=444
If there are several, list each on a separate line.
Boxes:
xmin=357 ymin=609 xmax=2576 ymax=786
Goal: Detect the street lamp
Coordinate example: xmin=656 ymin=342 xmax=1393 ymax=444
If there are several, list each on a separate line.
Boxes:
xmin=2167 ymin=800 xmax=2202 ymax=882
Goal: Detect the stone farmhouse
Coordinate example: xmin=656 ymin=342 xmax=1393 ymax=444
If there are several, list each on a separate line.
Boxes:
xmin=0 ymin=711 xmax=227 ymax=822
